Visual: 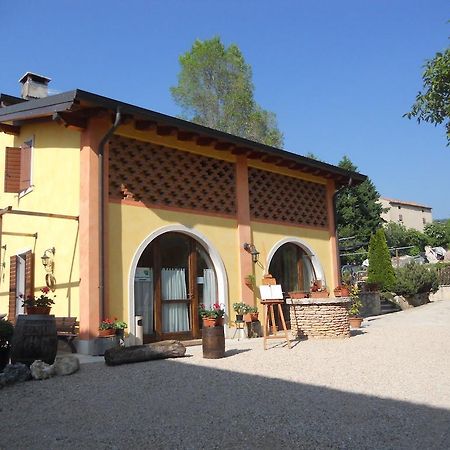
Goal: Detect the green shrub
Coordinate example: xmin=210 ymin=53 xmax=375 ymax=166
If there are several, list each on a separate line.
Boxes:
xmin=367 ymin=228 xmax=395 ymax=291
xmin=393 ymin=263 xmax=439 ymax=296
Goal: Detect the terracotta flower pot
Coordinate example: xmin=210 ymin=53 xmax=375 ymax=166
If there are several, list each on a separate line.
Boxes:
xmin=26 ymin=306 xmax=51 ymax=315
xmin=202 ymin=317 xmax=223 ymax=328
xmin=98 ymin=328 xmax=116 ymax=337
xmin=349 ymin=317 xmax=363 ymax=328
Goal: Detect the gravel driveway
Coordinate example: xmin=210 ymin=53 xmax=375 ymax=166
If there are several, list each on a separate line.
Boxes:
xmin=1 ymin=299 xmax=450 ymax=449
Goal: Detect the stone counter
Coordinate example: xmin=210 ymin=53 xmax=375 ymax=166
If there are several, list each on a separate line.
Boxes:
xmin=287 ymin=297 xmax=351 ymax=339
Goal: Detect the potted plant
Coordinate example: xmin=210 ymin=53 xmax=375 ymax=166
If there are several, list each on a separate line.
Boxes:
xmin=21 ymin=287 xmax=55 ymax=314
xmin=113 ymin=320 xmax=128 ymax=339
xmin=244 ymin=274 xmax=256 ymax=288
xmin=244 ymin=305 xmax=259 ymax=322
xmin=99 ymin=318 xmax=117 ymax=337
xmin=0 ymin=319 xmax=14 ymax=372
xmin=333 ymin=285 xmax=350 ymax=297
xmin=199 ymin=303 xmax=225 ymax=328
xmin=348 ymin=285 xmax=363 ymax=328
xmin=310 ymin=280 xmax=329 ymax=298
xmin=232 ymin=302 xmax=249 ymax=322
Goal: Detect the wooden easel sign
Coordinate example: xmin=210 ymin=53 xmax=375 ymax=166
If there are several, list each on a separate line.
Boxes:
xmin=259 ymin=284 xmax=283 ymax=301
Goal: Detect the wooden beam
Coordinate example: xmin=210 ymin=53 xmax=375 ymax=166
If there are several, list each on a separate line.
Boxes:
xmin=232 ymin=147 xmax=252 ymax=156
xmin=0 ymin=206 xmax=12 ymax=216
xmin=261 ymin=155 xmax=282 ymax=164
xmin=156 ymin=125 xmax=177 ymax=136
xmin=2 ymin=231 xmax=38 ymax=238
xmin=0 ymin=123 xmax=20 ymax=136
xmin=245 ymin=151 xmax=265 ymax=159
xmin=214 ymin=142 xmax=235 ymax=151
xmin=196 ymin=136 xmax=217 ymax=146
xmin=177 ymin=131 xmax=197 ymax=141
xmin=135 ymin=120 xmax=157 ymax=131
xmin=7 ymin=209 xmax=78 ymax=221
xmin=275 ymin=159 xmax=297 ymax=168
xmin=53 ymin=112 xmax=87 ymax=131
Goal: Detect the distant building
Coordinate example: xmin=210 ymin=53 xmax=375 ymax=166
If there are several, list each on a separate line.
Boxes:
xmin=379 ymin=197 xmax=432 ymax=232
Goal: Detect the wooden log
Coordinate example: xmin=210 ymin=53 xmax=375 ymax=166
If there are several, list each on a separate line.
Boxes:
xmin=104 ymin=340 xmax=186 ymax=366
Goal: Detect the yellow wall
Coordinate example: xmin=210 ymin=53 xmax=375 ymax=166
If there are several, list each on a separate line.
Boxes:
xmin=0 ymin=123 xmax=80 ymax=318
xmin=252 ymin=221 xmax=332 ymax=287
xmin=108 ymin=202 xmax=239 ymax=321
xmin=108 ymin=202 xmax=333 ymax=323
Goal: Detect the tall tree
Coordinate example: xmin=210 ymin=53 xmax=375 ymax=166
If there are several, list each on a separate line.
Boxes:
xmin=405 ymin=46 xmax=450 ymax=144
xmin=367 ymin=228 xmax=396 ymax=292
xmin=336 ymin=156 xmax=385 ymax=246
xmin=171 ymin=37 xmax=283 ymax=147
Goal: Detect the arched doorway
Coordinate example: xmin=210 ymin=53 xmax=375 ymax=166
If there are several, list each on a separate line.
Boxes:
xmin=268 ymin=239 xmax=323 ymax=327
xmin=268 ymin=243 xmax=316 ymax=295
xmin=133 ymin=231 xmax=219 ymax=342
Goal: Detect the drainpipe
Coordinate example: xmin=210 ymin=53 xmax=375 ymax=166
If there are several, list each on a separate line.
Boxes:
xmin=98 ymin=108 xmax=121 ymax=320
xmin=332 ymin=177 xmax=353 ymax=284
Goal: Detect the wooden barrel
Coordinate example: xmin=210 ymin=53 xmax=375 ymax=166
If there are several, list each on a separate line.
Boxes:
xmin=11 ymin=315 xmax=57 ymax=366
xmin=202 ymin=326 xmax=225 ymax=359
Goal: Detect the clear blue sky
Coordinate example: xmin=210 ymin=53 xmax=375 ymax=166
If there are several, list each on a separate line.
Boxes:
xmin=1 ymin=0 xmax=449 ymax=218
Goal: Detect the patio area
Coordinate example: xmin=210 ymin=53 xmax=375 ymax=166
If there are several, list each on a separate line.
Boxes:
xmin=1 ymin=299 xmax=450 ymax=449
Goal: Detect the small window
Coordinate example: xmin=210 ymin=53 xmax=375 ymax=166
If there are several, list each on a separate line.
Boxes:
xmin=398 ymin=206 xmax=401 ymax=210
xmin=4 ymin=139 xmax=33 ymax=194
xmin=423 ymin=218 xmax=426 ymax=225
xmin=399 ymin=214 xmax=403 ymax=222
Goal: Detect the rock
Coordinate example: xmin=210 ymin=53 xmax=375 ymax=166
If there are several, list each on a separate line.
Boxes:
xmin=53 ymin=355 xmax=80 ymax=376
xmin=2 ymin=363 xmax=32 ymax=384
xmin=104 ymin=340 xmax=186 ymax=366
xmin=30 ymin=360 xmax=55 ymax=380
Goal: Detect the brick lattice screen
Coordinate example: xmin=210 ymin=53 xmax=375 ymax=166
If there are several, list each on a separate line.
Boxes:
xmin=109 ymin=136 xmax=236 ymax=215
xmin=248 ymin=168 xmax=328 ymax=227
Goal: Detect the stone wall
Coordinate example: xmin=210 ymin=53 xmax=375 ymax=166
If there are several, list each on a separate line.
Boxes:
xmin=287 ymin=298 xmax=351 ymax=339
xmin=360 ymin=292 xmax=381 ymax=317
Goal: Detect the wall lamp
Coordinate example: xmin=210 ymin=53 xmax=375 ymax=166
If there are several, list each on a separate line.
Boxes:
xmin=41 ymin=247 xmax=55 ymax=273
xmin=243 ymin=243 xmax=260 ymax=264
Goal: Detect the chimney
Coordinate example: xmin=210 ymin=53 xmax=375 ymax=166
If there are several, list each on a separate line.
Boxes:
xmin=19 ymin=72 xmax=51 ymax=99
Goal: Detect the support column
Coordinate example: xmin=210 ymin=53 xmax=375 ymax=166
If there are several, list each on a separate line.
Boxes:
xmin=326 ymin=179 xmax=340 ymax=289
xmin=236 ymin=155 xmax=253 ymax=305
xmin=78 ymin=117 xmax=109 ymax=353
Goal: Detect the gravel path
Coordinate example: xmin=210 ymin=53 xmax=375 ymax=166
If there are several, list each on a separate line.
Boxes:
xmin=1 ymin=300 xmax=450 ymax=449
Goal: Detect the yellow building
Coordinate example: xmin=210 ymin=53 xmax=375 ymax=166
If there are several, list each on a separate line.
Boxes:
xmin=0 ymin=73 xmax=365 ymax=354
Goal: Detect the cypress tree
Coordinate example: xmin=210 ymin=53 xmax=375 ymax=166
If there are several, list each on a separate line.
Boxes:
xmin=367 ymin=228 xmax=395 ymax=291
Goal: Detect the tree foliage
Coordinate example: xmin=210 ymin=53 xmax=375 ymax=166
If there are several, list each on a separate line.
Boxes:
xmin=367 ymin=228 xmax=396 ymax=292
xmin=424 ymin=220 xmax=450 ymax=248
xmin=405 ymin=46 xmax=450 ymax=144
xmin=171 ymin=37 xmax=283 ymax=147
xmin=336 ymin=156 xmax=385 ymax=250
xmin=384 ymin=222 xmax=430 ymax=256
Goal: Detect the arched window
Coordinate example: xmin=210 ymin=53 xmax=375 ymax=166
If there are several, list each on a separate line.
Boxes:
xmin=268 ymin=242 xmax=316 ymax=295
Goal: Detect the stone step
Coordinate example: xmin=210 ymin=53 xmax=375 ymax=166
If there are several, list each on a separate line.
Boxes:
xmin=380 ymin=300 xmax=400 ymax=315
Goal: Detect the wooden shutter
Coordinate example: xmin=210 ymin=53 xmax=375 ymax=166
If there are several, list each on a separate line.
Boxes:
xmin=8 ymin=256 xmax=17 ymax=323
xmin=24 ymin=251 xmax=34 ymax=300
xmin=4 ymin=147 xmax=21 ymax=193
xmin=7 ymin=251 xmax=34 ymax=323
xmin=19 ymin=142 xmax=32 ymax=191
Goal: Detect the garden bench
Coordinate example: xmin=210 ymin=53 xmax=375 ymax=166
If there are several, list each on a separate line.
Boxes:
xmin=55 ymin=317 xmax=79 ymax=353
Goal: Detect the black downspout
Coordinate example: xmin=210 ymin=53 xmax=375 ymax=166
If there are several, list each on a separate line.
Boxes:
xmin=98 ymin=108 xmax=121 ymax=321
xmin=332 ymin=177 xmax=353 ymax=285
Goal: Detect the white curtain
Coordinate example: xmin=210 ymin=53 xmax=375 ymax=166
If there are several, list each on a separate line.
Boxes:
xmin=134 ymin=269 xmax=154 ymax=334
xmin=203 ymin=269 xmax=217 ymax=309
xmin=161 ymin=268 xmax=189 ymax=333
